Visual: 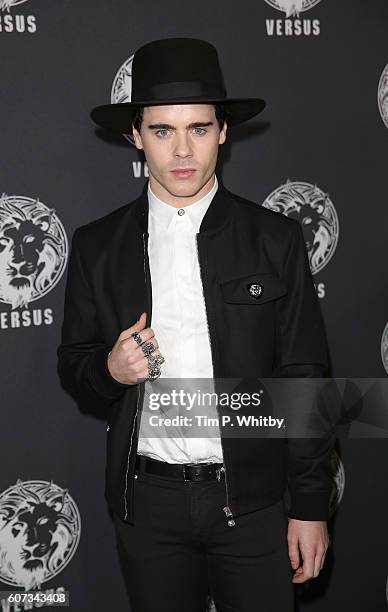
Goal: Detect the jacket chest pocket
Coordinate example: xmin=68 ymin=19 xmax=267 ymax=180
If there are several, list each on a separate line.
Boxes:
xmin=218 ymin=271 xmax=287 ymax=305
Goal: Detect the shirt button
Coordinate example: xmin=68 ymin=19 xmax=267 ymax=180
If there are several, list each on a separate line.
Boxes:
xmin=177 ymin=208 xmax=185 ymax=216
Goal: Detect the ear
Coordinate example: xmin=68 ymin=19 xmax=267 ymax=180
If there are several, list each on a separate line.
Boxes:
xmin=132 ymin=125 xmax=144 ymax=150
xmin=219 ymin=120 xmax=227 ymax=145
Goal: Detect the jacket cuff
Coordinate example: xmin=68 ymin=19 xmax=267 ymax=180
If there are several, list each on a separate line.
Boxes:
xmin=287 ymin=491 xmax=331 ymax=521
xmin=87 ymin=346 xmax=132 ymax=401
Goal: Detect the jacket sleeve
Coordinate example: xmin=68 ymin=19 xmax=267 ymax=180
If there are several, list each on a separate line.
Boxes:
xmin=57 ymin=228 xmax=131 ymax=411
xmin=273 ymin=220 xmax=336 ymax=521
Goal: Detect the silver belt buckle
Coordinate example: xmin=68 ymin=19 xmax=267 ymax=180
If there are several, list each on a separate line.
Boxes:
xmin=183 ymin=464 xmax=190 ymax=482
xmin=183 ymin=463 xmax=198 ymax=481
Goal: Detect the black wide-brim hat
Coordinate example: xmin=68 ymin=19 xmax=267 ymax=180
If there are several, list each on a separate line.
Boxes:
xmin=90 ymin=37 xmax=266 ymax=133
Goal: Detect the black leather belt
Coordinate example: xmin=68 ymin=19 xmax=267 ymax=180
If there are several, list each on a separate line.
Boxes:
xmin=135 ymin=454 xmax=225 ymax=482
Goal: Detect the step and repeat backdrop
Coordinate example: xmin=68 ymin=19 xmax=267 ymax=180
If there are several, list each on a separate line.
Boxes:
xmin=1 ymin=0 xmax=388 ymax=610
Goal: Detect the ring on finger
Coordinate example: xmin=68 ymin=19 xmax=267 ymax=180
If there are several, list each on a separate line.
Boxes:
xmin=148 ymin=366 xmax=161 ymax=381
xmin=131 ymin=331 xmax=144 ymax=346
xmin=141 ymin=341 xmax=155 ymax=356
xmin=148 ymin=353 xmax=165 ymax=368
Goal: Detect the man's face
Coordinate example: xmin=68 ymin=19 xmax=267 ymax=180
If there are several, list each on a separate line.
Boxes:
xmin=132 ymin=104 xmax=227 ymax=206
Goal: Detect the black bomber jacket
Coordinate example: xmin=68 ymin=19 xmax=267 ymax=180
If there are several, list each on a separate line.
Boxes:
xmin=57 ymin=178 xmax=336 ymax=526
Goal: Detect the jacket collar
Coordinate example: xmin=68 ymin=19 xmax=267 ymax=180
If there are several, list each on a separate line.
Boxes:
xmin=134 ymin=175 xmax=235 ymax=235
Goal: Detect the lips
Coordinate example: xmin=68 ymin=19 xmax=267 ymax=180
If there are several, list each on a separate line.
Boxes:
xmin=171 ymin=169 xmax=196 ymax=179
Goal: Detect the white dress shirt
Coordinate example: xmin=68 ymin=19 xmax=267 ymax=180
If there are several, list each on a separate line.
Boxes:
xmin=137 ymin=174 xmax=224 ymax=464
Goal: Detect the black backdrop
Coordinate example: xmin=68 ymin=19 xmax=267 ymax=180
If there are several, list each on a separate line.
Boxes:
xmin=1 ymin=0 xmax=388 ymax=610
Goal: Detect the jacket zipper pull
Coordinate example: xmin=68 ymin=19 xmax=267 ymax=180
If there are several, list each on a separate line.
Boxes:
xmin=223 ymin=506 xmax=236 ymax=527
xmin=216 ymin=466 xmax=224 ymax=482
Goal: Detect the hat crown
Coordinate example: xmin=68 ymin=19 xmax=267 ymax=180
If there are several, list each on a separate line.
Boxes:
xmin=90 ymin=37 xmax=266 ymax=133
xmin=131 ymin=37 xmax=227 ymax=103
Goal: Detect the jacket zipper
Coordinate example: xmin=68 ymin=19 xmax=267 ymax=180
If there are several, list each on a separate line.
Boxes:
xmin=195 ymin=232 xmax=235 ymax=528
xmin=123 ymin=231 xmax=149 ymax=521
xmin=123 ymin=231 xmax=235 ymax=526
xmin=123 ymin=382 xmax=141 ymax=520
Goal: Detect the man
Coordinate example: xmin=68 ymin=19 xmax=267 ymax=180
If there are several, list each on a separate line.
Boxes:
xmin=57 ymin=37 xmax=333 ymax=612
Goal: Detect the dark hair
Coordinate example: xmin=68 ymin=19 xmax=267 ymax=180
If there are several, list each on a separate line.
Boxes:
xmin=131 ymin=103 xmax=230 ymax=133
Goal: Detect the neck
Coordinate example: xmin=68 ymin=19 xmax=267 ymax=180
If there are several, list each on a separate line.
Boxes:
xmin=148 ymin=174 xmax=216 ymax=208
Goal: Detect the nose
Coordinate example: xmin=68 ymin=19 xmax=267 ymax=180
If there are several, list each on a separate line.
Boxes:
xmin=173 ymin=131 xmax=193 ymax=160
xmin=11 ymin=261 xmax=25 ymax=273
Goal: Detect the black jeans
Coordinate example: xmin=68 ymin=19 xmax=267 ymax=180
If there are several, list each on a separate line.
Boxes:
xmin=113 ymin=467 xmax=295 ymax=612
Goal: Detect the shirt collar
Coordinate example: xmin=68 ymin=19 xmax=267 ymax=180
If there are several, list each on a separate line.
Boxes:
xmin=148 ymin=174 xmax=219 ymax=232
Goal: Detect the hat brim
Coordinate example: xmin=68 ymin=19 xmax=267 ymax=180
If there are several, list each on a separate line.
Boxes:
xmin=90 ymin=98 xmax=266 ymax=134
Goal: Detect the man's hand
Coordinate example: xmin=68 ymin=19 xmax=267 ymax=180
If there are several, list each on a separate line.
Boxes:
xmin=107 ymin=312 xmax=163 ymax=385
xmin=287 ymin=518 xmax=330 ymax=583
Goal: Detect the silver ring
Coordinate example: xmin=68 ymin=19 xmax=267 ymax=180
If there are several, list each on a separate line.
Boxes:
xmin=131 ymin=331 xmax=144 ymax=346
xmin=148 ymin=366 xmax=161 ymax=381
xmin=148 ymin=353 xmax=165 ymax=368
xmin=141 ymin=341 xmax=155 ymax=356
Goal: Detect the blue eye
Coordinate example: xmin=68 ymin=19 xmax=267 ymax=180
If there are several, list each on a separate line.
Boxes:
xmin=155 ymin=129 xmax=170 ymax=138
xmin=155 ymin=127 xmax=207 ymax=138
xmin=193 ymin=128 xmax=206 ymax=135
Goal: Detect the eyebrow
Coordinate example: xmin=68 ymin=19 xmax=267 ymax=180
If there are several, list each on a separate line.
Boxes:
xmin=147 ymin=121 xmax=214 ymax=130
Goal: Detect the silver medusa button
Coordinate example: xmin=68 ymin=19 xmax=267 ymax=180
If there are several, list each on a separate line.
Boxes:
xmin=247 ymin=282 xmax=263 ymax=299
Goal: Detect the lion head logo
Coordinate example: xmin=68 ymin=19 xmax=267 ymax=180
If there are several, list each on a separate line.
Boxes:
xmin=262 ymin=180 xmax=339 ymax=275
xmin=381 ymin=322 xmax=388 ymax=375
xmin=0 ymin=480 xmax=81 ymax=590
xmin=0 ymin=0 xmax=29 ymax=12
xmin=111 ymin=54 xmax=135 ymax=145
xmin=386 ymin=574 xmax=388 ymax=606
xmin=329 ymin=448 xmax=345 ymax=517
xmin=264 ymin=0 xmax=321 ymax=17
xmin=0 ymin=194 xmax=68 ymax=310
xmin=378 ymin=63 xmax=388 ymax=129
